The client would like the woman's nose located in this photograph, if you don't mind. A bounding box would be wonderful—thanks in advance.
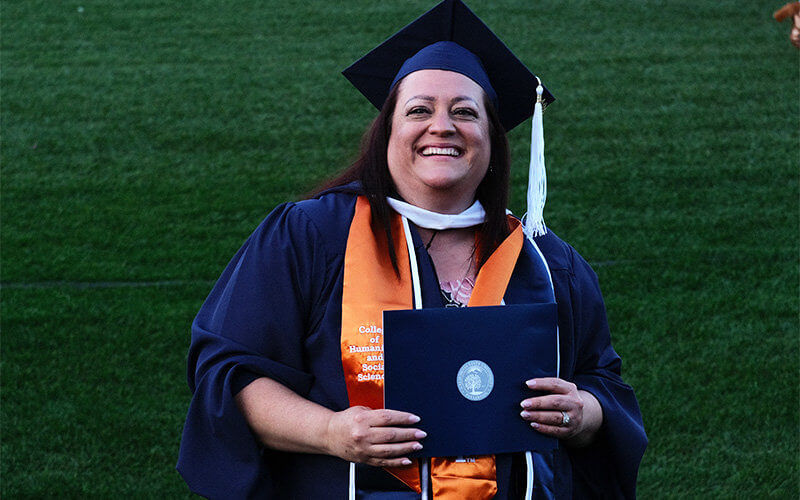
[428,110,455,135]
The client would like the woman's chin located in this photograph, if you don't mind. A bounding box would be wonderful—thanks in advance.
[399,181,479,212]
[411,179,465,195]
[410,169,470,189]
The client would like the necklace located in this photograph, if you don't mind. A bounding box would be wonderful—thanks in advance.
[432,239,476,307]
[425,230,438,250]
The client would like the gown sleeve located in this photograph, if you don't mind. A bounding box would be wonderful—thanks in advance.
[565,247,648,499]
[176,202,333,499]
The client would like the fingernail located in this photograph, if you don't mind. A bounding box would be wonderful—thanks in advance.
[408,415,421,424]
[530,422,539,429]
[401,459,412,465]
[415,430,427,439]
[412,443,423,450]
[520,402,532,410]
[520,411,530,418]
[526,380,536,387]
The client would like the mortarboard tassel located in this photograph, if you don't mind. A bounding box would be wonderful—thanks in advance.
[524,78,548,239]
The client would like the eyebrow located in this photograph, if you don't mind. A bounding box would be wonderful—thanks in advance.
[404,95,479,106]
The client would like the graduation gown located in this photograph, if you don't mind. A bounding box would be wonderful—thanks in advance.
[177,183,647,499]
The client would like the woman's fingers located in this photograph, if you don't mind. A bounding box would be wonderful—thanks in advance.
[360,408,421,427]
[525,377,575,394]
[520,407,581,439]
[359,437,423,467]
[520,394,578,412]
[365,455,417,468]
[519,409,570,427]
[520,378,585,440]
[356,408,426,443]
[526,421,574,439]
[363,441,425,467]
[371,426,427,444]
[520,377,583,413]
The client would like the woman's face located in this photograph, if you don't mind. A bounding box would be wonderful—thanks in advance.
[387,69,491,212]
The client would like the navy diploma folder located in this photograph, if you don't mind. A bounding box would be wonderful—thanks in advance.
[383,304,559,458]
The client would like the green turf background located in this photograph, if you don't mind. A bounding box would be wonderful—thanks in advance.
[2,0,798,496]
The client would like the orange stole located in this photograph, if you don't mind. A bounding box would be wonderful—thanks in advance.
[342,196,524,498]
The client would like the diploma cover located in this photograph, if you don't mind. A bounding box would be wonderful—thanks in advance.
[383,304,559,458]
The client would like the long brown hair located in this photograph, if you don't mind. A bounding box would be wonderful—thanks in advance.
[313,80,512,272]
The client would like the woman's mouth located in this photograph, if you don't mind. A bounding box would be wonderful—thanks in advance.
[420,146,462,157]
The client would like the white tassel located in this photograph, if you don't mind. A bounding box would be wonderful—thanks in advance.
[524,78,548,239]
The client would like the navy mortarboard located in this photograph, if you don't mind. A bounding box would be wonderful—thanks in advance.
[342,0,553,132]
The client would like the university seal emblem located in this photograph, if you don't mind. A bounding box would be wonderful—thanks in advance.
[456,360,494,401]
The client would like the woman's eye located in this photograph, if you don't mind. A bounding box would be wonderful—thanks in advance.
[453,108,478,118]
[407,107,430,116]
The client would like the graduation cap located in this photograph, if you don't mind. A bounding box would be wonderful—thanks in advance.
[343,0,553,237]
[342,0,554,132]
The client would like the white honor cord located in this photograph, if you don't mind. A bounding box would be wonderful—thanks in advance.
[401,216,423,310]
[401,216,430,500]
[524,451,534,500]
[522,234,557,499]
[420,460,430,500]
[348,462,356,500]
[527,234,560,376]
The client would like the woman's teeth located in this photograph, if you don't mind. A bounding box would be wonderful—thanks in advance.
[421,147,460,157]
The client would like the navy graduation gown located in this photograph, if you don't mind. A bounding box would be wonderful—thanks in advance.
[177,184,647,499]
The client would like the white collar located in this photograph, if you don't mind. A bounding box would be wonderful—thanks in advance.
[386,197,486,230]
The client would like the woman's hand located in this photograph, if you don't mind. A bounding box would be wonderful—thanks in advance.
[324,406,426,467]
[519,377,603,447]
[236,378,425,463]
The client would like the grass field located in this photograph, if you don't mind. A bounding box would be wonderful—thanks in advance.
[2,0,798,497]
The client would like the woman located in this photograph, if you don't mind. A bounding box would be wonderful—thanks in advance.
[178,1,646,498]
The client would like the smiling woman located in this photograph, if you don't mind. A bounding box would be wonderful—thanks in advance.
[177,1,646,498]
[388,70,492,214]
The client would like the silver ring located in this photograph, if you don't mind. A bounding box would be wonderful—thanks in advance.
[561,411,570,426]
